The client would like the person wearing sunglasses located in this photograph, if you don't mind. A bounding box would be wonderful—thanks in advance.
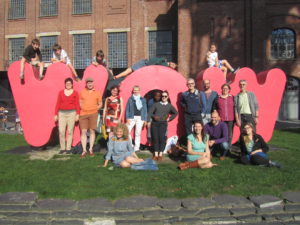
[234,80,259,131]
[147,91,178,161]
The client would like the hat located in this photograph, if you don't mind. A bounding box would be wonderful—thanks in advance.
[85,77,94,83]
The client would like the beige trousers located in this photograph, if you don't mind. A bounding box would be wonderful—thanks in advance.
[58,110,76,150]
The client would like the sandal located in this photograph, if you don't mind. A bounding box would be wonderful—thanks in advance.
[89,151,94,157]
[80,152,87,159]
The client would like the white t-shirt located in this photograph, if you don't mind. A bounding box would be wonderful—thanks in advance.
[207,51,218,67]
[53,49,71,64]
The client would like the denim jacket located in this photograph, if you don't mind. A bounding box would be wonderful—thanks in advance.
[125,96,148,121]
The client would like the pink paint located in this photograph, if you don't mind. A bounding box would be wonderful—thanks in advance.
[7,62,108,147]
[196,67,286,143]
[8,62,285,147]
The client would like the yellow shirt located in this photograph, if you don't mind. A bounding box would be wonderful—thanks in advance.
[80,88,101,116]
[239,92,251,114]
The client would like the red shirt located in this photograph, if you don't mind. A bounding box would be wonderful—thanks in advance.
[55,90,80,115]
[216,95,235,121]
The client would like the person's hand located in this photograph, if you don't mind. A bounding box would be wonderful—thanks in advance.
[208,140,215,147]
[54,115,58,122]
[75,114,79,122]
[147,122,151,128]
[92,62,98,66]
[126,120,131,125]
[143,121,147,128]
[236,119,241,127]
[255,117,259,124]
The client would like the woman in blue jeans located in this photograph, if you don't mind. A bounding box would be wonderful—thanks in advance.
[239,123,281,168]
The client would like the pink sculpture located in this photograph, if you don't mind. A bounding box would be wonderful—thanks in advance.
[7,62,108,147]
[197,67,286,143]
[7,62,286,147]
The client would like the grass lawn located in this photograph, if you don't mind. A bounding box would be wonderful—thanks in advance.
[0,129,299,200]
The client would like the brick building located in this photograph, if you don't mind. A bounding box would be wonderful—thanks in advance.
[0,0,299,120]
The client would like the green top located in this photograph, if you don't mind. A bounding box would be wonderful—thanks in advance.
[186,134,208,162]
[239,92,251,114]
[147,57,168,67]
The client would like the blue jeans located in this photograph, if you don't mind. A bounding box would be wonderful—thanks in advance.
[211,142,230,157]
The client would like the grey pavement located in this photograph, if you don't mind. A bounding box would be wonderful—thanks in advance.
[0,191,300,225]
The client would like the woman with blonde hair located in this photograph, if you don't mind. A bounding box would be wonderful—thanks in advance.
[103,123,144,168]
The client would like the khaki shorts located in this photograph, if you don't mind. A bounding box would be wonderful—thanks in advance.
[79,113,98,130]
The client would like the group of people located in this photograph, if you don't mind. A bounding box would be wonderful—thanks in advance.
[20,38,279,169]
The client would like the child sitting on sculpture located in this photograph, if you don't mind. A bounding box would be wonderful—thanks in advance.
[206,43,239,80]
[51,43,80,81]
[114,57,177,79]
[20,38,44,80]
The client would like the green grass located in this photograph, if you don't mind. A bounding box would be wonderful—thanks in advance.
[0,130,299,200]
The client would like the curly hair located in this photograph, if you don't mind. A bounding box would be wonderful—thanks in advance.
[113,123,129,139]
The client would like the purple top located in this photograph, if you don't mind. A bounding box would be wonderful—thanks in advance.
[204,121,228,144]
[216,95,234,121]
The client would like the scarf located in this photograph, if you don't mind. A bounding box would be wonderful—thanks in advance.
[133,95,143,110]
[160,101,168,105]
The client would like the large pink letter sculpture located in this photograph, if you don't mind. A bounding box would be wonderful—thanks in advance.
[197,67,286,142]
[7,62,108,147]
[8,62,286,147]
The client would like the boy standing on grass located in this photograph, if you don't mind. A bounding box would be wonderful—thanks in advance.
[51,44,80,81]
[20,39,44,80]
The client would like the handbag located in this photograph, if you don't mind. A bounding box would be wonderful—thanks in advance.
[101,124,108,140]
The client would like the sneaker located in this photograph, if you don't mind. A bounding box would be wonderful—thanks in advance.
[89,152,95,157]
[269,161,282,168]
[75,77,81,82]
[58,150,66,154]
[219,156,226,161]
[65,150,72,154]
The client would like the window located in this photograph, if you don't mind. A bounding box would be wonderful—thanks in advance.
[148,30,173,62]
[73,0,92,14]
[40,0,58,17]
[108,32,128,69]
[40,36,58,62]
[8,0,26,19]
[73,34,92,69]
[271,28,295,60]
[9,38,25,64]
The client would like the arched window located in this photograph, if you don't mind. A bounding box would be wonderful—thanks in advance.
[271,28,295,60]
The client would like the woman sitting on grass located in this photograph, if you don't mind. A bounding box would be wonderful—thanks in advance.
[103,123,144,168]
[179,121,217,170]
[239,123,281,168]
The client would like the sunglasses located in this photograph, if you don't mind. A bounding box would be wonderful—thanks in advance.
[187,83,195,85]
[162,95,168,98]
[240,83,247,86]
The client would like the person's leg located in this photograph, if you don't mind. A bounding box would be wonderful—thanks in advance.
[225,121,234,147]
[250,153,269,166]
[151,122,160,158]
[115,67,133,79]
[65,111,76,151]
[58,111,67,152]
[134,116,143,151]
[38,62,44,79]
[67,63,79,80]
[125,156,144,164]
[219,142,230,159]
[179,160,199,170]
[158,122,168,157]
[222,59,234,71]
[221,66,227,80]
[20,57,26,79]
[89,129,96,153]
[80,129,88,154]
[240,155,251,165]
[127,118,136,148]
[184,113,193,136]
[119,160,131,168]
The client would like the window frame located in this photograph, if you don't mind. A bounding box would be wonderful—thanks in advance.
[8,0,26,20]
[8,38,25,64]
[73,33,92,69]
[39,0,58,17]
[107,32,128,69]
[72,0,92,15]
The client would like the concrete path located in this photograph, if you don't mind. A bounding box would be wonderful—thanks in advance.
[0,191,300,225]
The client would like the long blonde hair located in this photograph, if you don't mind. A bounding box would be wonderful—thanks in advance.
[113,123,129,140]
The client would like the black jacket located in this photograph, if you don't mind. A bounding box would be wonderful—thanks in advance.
[239,133,269,155]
